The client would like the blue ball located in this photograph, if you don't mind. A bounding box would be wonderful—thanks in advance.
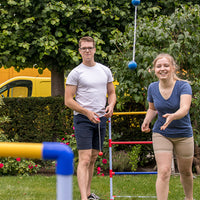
[131,0,140,6]
[128,61,137,70]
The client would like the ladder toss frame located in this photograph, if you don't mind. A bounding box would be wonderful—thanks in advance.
[109,112,157,199]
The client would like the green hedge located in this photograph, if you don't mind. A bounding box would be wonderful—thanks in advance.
[0,97,74,143]
[0,97,154,169]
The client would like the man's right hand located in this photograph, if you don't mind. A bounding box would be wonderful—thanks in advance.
[86,110,100,124]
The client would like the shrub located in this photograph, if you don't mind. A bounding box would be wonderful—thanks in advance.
[0,97,73,143]
[128,145,141,171]
[56,126,78,173]
[112,150,132,172]
[0,116,41,176]
[96,157,109,177]
[0,98,10,134]
[95,149,110,176]
[0,157,40,176]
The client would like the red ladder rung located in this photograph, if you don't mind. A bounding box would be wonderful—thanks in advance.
[111,141,152,145]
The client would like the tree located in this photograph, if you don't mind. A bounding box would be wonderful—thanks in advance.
[0,0,135,96]
[1,0,199,96]
[1,1,199,96]
[108,4,200,110]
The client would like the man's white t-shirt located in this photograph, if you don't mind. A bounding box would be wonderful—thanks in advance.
[66,62,114,117]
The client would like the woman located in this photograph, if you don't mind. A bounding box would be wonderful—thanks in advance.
[141,53,194,200]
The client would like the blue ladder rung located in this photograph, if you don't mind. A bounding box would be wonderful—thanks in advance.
[113,171,157,175]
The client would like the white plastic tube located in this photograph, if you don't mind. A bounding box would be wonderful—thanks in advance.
[57,175,73,200]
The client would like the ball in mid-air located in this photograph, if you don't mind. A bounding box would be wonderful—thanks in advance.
[131,0,140,6]
[128,61,137,70]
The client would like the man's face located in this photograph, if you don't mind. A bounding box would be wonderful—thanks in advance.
[79,41,96,62]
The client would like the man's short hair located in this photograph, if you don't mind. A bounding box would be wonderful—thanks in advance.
[79,36,96,48]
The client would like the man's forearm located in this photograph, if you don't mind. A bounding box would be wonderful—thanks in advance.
[108,93,116,108]
[65,98,88,116]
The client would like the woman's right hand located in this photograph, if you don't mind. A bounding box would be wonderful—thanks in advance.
[141,121,151,133]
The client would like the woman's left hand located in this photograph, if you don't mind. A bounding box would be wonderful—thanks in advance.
[160,113,175,130]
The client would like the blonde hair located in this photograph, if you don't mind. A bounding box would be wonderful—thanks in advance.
[79,36,96,48]
[153,53,181,81]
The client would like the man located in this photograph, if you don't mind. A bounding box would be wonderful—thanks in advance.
[65,36,116,200]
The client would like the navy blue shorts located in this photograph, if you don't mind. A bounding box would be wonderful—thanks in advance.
[73,114,107,150]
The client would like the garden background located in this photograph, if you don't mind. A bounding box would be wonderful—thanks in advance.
[0,0,200,176]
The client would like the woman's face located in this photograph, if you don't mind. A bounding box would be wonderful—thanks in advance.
[154,57,175,81]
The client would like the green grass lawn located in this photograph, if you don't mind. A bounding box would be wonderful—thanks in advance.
[0,174,199,200]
